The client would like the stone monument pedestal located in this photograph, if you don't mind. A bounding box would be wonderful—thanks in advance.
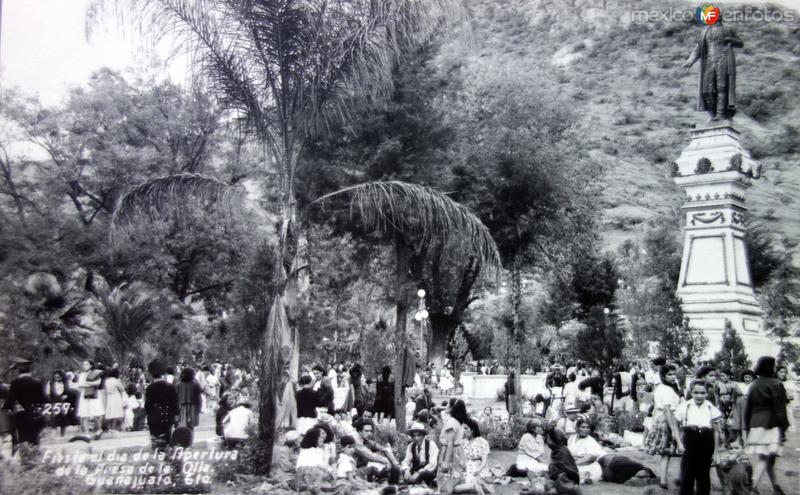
[673,122,778,360]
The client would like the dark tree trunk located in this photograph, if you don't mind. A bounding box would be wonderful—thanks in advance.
[511,258,524,415]
[393,234,414,431]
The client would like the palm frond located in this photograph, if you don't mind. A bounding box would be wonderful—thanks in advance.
[314,181,501,272]
[110,173,260,247]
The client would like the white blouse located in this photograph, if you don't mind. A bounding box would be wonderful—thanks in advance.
[653,384,681,420]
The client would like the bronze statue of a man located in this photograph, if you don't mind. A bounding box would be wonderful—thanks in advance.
[682,20,743,121]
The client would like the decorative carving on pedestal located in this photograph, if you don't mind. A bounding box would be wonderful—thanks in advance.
[690,212,725,226]
[672,123,777,359]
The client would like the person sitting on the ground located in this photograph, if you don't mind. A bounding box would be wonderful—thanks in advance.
[414,388,435,416]
[454,418,493,494]
[221,393,255,449]
[316,420,337,471]
[556,407,580,435]
[274,430,301,482]
[414,409,438,429]
[545,427,582,495]
[336,435,369,492]
[567,417,608,483]
[353,420,401,484]
[401,421,439,486]
[296,426,334,488]
[351,408,374,428]
[508,418,549,477]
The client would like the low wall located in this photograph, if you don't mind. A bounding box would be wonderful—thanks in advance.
[459,372,548,399]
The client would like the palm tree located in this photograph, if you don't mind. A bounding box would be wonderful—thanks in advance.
[314,181,500,428]
[91,282,159,371]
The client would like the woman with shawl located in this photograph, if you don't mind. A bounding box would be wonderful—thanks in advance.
[176,368,203,430]
[546,427,581,494]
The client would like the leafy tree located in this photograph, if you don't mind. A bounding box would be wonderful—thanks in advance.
[447,66,597,412]
[713,321,752,379]
[761,237,800,368]
[616,219,708,363]
[572,306,626,382]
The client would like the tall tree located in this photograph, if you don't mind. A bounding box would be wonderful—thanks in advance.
[315,181,500,429]
[448,67,597,411]
[713,321,752,379]
[90,0,465,468]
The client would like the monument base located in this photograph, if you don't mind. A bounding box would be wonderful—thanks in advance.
[672,122,778,361]
[682,310,779,360]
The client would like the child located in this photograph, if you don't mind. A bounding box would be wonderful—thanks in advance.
[674,380,723,495]
[336,435,368,492]
[124,384,142,431]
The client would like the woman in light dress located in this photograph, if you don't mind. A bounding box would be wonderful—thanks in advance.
[103,368,126,431]
[77,360,104,433]
[457,418,493,494]
[567,417,608,483]
[508,418,548,478]
[642,364,684,490]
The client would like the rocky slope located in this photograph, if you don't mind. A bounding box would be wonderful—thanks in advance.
[437,0,800,251]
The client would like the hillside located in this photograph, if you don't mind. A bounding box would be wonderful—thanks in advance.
[436,0,800,252]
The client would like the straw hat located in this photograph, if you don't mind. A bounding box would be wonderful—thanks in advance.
[406,421,428,436]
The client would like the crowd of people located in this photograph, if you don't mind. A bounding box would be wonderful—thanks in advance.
[0,353,795,495]
[0,357,257,454]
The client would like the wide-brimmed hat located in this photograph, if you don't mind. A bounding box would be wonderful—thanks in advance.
[407,421,428,436]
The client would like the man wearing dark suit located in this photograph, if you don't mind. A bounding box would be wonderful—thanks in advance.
[144,360,179,451]
[4,357,46,453]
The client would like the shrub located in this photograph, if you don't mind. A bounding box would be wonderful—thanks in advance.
[482,416,528,451]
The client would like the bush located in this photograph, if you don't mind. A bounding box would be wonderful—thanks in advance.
[482,417,528,451]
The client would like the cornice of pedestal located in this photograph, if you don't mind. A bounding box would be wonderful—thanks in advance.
[670,121,761,181]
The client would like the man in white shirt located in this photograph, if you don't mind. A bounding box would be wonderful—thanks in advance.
[401,422,439,486]
[674,380,723,495]
[222,394,255,449]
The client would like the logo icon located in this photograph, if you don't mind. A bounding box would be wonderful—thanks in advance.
[696,4,721,25]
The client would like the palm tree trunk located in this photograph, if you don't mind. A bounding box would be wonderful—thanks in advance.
[394,234,413,431]
[511,258,523,416]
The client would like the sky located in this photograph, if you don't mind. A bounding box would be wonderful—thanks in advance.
[0,0,188,106]
[1,0,797,106]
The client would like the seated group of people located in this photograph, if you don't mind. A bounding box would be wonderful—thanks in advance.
[274,400,493,494]
[508,416,657,489]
